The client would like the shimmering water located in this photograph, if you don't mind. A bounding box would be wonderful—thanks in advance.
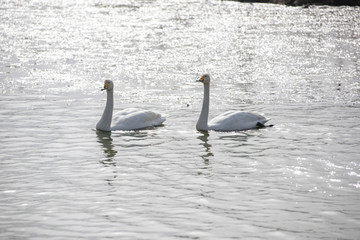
[1,0,359,239]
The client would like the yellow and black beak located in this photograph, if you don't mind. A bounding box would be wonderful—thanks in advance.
[101,82,109,91]
[196,75,205,83]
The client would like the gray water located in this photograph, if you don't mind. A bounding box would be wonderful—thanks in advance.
[1,0,359,239]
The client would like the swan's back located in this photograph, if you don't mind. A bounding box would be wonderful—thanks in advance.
[111,108,165,131]
[209,111,268,131]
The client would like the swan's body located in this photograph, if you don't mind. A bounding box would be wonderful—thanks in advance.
[196,74,269,131]
[96,80,165,131]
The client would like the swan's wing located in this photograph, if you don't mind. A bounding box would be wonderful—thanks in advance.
[111,108,165,131]
[209,111,268,131]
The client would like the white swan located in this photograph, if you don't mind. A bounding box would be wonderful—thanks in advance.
[96,80,166,131]
[196,74,269,131]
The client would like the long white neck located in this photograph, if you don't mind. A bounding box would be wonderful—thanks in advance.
[96,90,113,132]
[196,83,210,131]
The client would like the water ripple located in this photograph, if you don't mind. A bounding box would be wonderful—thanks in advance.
[1,1,360,239]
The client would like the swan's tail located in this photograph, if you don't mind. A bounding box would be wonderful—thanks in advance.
[256,120,273,128]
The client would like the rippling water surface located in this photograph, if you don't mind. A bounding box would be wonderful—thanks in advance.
[1,0,359,239]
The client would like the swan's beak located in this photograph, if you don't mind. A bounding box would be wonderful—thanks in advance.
[101,82,109,91]
[196,75,205,83]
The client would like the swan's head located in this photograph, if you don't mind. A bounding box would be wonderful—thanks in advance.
[197,74,210,84]
[101,80,114,92]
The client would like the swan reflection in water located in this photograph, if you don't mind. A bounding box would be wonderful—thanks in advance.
[197,132,214,164]
[96,130,151,165]
[96,130,117,166]
[197,131,251,164]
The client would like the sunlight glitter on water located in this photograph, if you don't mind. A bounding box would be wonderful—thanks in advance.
[1,0,360,239]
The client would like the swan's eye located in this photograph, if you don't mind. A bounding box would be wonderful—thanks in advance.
[104,82,109,89]
[200,75,205,82]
